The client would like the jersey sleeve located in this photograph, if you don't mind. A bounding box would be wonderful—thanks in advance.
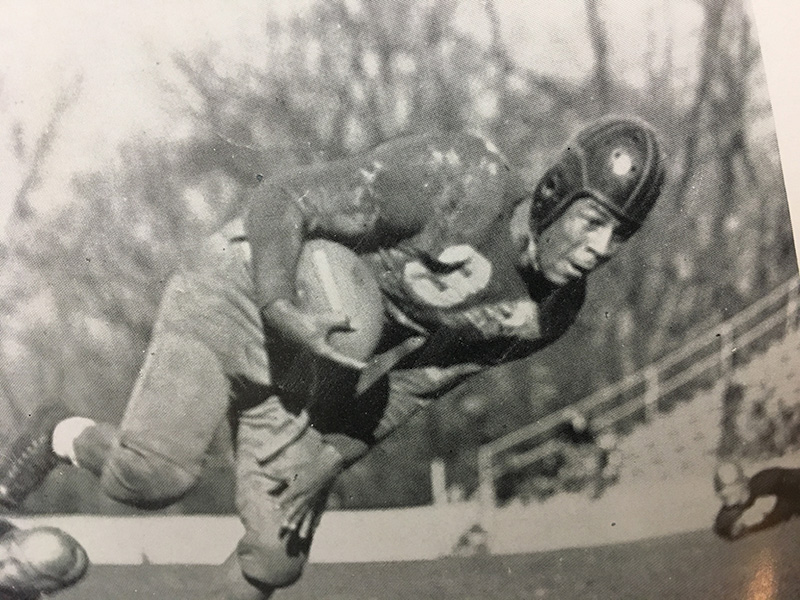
[749,468,800,498]
[245,154,387,308]
[245,132,525,309]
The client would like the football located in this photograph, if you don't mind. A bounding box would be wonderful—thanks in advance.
[295,239,384,362]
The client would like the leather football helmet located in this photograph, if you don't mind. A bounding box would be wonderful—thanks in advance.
[531,116,666,237]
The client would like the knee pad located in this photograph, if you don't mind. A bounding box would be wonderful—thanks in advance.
[100,444,198,509]
[235,533,309,589]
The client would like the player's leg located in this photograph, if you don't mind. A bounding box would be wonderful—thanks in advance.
[84,230,275,507]
[0,273,234,510]
[94,323,232,507]
[205,402,331,600]
[0,522,88,599]
[208,361,458,600]
[0,231,261,510]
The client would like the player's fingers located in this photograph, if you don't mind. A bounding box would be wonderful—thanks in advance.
[298,492,328,540]
[317,311,356,333]
[298,510,315,540]
[319,344,367,370]
[282,501,319,539]
[280,504,303,534]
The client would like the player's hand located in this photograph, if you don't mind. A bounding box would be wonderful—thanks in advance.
[278,443,344,540]
[262,298,367,370]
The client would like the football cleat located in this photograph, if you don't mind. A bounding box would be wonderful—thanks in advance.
[0,525,89,597]
[0,404,73,510]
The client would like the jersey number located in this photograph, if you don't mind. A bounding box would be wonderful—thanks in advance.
[403,245,492,307]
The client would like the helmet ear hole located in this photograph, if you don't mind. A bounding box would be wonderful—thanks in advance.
[541,177,557,199]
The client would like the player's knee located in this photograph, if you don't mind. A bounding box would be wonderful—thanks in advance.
[235,534,308,589]
[100,445,198,509]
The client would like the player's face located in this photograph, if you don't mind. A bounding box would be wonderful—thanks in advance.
[534,198,625,286]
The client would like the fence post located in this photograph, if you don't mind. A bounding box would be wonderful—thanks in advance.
[719,322,734,379]
[430,458,448,506]
[787,280,799,335]
[476,446,494,550]
[643,367,660,421]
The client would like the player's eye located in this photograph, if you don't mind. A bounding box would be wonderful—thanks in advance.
[588,216,606,228]
[579,210,608,229]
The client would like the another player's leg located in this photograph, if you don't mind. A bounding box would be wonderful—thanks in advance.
[0,404,75,510]
[0,521,88,600]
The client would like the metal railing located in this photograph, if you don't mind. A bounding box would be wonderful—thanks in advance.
[477,275,800,518]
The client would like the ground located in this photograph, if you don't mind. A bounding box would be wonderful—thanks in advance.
[57,520,800,600]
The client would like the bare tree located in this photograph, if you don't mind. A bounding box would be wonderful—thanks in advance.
[671,0,730,207]
[9,76,83,222]
[584,0,612,111]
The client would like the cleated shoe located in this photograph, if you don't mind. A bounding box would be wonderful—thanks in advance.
[0,525,89,597]
[0,403,73,510]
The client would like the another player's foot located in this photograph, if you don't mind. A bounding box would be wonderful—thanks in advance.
[0,403,73,509]
[0,525,89,598]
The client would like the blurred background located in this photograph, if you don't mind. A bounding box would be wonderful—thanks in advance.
[0,0,796,514]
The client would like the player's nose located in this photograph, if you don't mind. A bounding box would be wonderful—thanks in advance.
[586,225,619,261]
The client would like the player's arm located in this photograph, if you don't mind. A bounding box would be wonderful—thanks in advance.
[246,134,462,368]
[246,163,385,369]
[247,130,521,317]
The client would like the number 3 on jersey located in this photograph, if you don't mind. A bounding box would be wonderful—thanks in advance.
[403,244,492,307]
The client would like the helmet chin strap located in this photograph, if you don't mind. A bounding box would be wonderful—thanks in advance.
[525,236,540,274]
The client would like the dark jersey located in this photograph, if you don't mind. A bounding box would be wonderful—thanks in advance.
[714,467,800,539]
[246,132,585,368]
[0,519,15,539]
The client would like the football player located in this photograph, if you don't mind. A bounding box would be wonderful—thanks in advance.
[0,520,87,599]
[714,462,800,540]
[0,116,665,599]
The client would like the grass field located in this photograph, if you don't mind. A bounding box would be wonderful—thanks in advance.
[57,520,800,600]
